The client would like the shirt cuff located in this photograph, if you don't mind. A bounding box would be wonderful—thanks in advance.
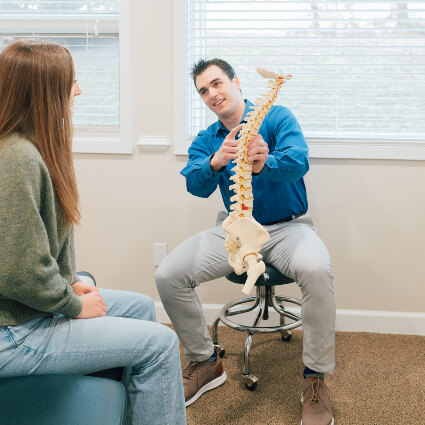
[262,155,278,174]
[253,155,277,176]
[200,155,224,180]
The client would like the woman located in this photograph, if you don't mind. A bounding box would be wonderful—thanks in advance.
[0,40,186,425]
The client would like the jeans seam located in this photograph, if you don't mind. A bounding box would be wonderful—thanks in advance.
[8,341,47,358]
[6,325,48,356]
[5,328,17,348]
[48,348,143,359]
[107,314,150,321]
[162,358,171,424]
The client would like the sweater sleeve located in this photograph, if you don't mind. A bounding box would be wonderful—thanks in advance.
[0,145,82,317]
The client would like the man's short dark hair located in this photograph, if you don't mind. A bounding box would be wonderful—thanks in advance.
[191,58,236,87]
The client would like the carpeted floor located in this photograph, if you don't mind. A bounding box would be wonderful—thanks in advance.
[181,328,425,425]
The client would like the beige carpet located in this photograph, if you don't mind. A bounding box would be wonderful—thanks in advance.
[181,328,425,425]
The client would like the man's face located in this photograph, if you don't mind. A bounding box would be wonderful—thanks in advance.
[195,65,244,121]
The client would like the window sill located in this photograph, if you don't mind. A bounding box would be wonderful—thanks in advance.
[72,135,132,154]
[174,138,425,161]
[308,138,425,161]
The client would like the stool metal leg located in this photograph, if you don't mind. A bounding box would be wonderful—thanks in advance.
[218,283,302,391]
[273,295,302,322]
[241,287,266,390]
[226,296,260,317]
[279,304,292,341]
[212,317,225,357]
[212,316,220,344]
[269,287,292,341]
[263,287,270,320]
[252,287,266,328]
[242,333,258,390]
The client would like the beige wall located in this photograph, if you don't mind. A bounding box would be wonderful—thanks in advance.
[73,0,425,314]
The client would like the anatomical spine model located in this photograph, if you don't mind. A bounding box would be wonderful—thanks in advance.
[222,68,292,295]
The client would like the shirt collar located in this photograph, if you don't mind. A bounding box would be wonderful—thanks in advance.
[215,99,255,136]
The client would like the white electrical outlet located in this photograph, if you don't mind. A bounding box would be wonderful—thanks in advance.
[153,243,168,266]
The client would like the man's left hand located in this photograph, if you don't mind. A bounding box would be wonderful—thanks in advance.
[247,135,269,174]
[72,281,99,296]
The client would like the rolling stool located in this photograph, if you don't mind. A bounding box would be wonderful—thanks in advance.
[212,264,302,390]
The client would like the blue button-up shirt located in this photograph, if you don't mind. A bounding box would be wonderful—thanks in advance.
[180,100,309,225]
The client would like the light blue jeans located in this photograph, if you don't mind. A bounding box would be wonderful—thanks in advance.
[0,288,186,425]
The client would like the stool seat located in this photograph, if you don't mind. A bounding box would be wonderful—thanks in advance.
[0,375,126,425]
[226,264,293,286]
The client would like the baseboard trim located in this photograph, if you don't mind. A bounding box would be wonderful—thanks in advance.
[154,301,425,336]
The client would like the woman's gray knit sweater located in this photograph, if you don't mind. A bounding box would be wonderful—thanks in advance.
[0,134,82,326]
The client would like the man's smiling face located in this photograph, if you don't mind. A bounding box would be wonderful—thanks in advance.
[195,65,244,122]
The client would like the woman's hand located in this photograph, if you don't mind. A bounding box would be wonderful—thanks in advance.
[76,292,108,319]
[72,280,99,296]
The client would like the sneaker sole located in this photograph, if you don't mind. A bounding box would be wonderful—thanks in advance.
[300,395,334,425]
[185,371,227,407]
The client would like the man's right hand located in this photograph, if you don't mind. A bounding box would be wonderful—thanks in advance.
[210,124,244,171]
[76,292,108,319]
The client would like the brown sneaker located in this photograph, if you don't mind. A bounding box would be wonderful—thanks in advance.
[301,377,334,425]
[183,354,227,407]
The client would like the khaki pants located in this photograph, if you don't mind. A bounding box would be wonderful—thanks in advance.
[155,212,336,375]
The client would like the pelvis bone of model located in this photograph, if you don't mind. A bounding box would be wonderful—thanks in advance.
[222,68,292,295]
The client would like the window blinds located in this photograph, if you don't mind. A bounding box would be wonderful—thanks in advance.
[0,1,120,129]
[187,0,425,141]
[0,1,118,14]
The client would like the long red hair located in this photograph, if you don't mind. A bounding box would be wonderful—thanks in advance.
[0,40,80,226]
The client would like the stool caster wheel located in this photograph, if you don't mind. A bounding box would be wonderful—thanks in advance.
[214,344,225,358]
[245,381,257,391]
[281,331,292,342]
[242,374,258,391]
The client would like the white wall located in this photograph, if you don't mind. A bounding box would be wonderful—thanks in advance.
[73,0,425,321]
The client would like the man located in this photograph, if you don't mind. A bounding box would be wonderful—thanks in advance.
[155,58,336,425]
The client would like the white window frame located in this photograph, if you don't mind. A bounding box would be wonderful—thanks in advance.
[0,1,132,155]
[174,0,425,160]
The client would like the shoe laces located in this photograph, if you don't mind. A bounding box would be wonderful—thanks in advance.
[309,377,321,404]
[183,361,199,380]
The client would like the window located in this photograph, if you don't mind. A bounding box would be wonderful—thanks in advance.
[0,0,132,154]
[175,0,425,159]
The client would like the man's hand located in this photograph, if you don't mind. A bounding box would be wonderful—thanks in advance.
[76,292,108,319]
[247,134,269,174]
[72,281,99,296]
[210,124,244,171]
